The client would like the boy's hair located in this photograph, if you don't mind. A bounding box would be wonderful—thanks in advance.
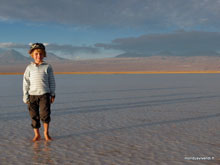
[29,43,47,57]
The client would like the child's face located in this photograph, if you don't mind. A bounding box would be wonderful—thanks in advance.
[31,49,45,64]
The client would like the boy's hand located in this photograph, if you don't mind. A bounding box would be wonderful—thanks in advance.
[50,96,55,104]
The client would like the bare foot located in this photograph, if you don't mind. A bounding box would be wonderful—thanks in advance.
[44,132,52,141]
[33,135,41,142]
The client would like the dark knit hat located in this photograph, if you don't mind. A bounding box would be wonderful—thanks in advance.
[28,43,45,54]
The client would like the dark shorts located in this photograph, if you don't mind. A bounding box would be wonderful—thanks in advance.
[28,93,51,128]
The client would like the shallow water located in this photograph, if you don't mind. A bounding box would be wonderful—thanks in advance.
[0,74,219,165]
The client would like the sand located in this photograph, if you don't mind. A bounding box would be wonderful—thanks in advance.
[1,56,220,73]
[0,74,219,165]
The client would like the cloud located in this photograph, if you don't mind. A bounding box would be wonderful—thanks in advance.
[0,42,28,49]
[46,43,99,54]
[95,31,220,56]
[1,0,220,29]
[0,42,99,56]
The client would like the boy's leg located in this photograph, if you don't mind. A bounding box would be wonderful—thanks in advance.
[43,123,52,141]
[33,128,41,141]
[28,95,41,141]
[39,93,52,140]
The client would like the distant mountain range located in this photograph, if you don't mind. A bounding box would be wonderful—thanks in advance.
[0,49,67,64]
[1,49,220,64]
[1,55,220,73]
[0,49,30,64]
[45,52,67,62]
[1,49,220,73]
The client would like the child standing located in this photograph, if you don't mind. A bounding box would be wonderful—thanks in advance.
[23,43,56,141]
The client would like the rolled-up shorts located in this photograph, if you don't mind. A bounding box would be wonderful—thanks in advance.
[28,93,51,128]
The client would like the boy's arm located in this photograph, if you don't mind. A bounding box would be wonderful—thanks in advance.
[48,65,56,98]
[23,67,30,104]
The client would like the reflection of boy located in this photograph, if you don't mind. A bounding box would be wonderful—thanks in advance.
[23,43,55,141]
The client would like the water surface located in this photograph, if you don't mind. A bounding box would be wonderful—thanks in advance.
[0,74,219,164]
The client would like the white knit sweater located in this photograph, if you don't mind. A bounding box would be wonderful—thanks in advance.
[23,62,56,103]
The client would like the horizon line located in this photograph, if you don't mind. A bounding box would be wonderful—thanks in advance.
[1,71,220,75]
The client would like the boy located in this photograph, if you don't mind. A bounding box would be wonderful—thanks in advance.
[23,43,56,141]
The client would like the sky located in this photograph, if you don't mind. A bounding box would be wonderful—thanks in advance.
[1,0,220,59]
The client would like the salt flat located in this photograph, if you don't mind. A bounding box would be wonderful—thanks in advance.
[0,74,219,165]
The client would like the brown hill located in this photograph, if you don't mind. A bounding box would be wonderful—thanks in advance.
[1,56,220,73]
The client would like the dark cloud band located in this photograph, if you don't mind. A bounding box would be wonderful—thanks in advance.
[95,31,220,56]
[1,0,220,29]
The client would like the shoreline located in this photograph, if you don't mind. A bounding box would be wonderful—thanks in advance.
[1,71,220,75]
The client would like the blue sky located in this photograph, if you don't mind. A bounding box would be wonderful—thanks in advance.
[1,0,220,59]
